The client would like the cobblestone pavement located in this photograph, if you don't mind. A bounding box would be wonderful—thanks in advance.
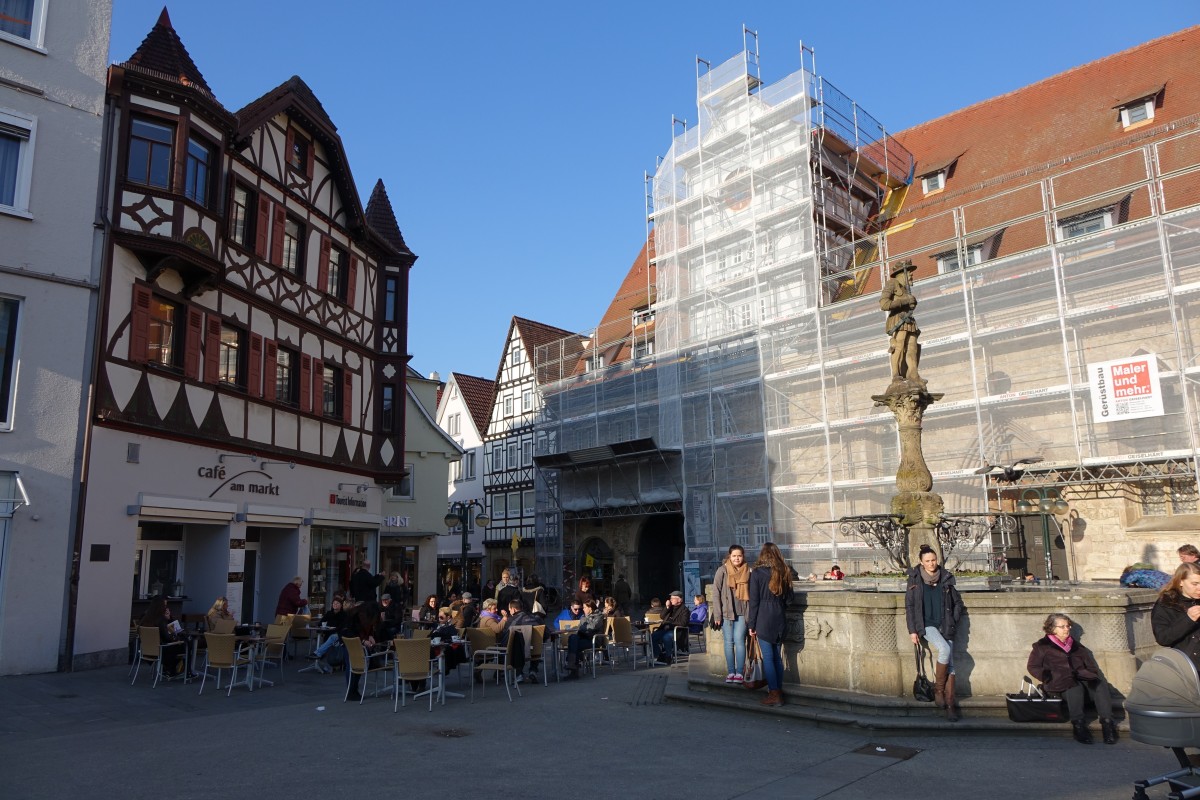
[0,660,1182,799]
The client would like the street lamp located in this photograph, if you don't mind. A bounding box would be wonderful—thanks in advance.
[444,500,490,593]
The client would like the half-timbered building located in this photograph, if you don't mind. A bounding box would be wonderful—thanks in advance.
[72,11,414,667]
[482,317,578,584]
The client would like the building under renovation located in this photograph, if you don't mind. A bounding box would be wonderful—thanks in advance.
[533,27,1200,596]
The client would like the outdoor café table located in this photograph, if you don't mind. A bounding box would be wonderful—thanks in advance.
[297,625,335,675]
[179,630,204,683]
[233,635,271,689]
[419,637,469,703]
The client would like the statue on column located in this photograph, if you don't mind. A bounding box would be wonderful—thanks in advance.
[880,260,925,389]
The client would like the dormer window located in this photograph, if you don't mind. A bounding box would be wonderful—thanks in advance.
[1120,99,1154,128]
[1115,86,1163,130]
[921,171,945,194]
[1059,207,1113,240]
[936,244,983,273]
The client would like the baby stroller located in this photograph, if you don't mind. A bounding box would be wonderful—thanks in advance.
[1129,648,1200,799]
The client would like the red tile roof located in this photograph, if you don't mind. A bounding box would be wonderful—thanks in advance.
[580,238,654,372]
[450,373,496,436]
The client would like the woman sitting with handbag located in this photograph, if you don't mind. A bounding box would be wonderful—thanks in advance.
[1027,613,1117,745]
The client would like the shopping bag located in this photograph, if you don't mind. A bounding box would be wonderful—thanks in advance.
[743,635,765,687]
[1005,675,1067,723]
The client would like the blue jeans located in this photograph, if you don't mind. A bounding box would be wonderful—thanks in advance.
[923,626,954,673]
[652,628,678,661]
[722,616,747,674]
[760,639,783,691]
[314,633,340,657]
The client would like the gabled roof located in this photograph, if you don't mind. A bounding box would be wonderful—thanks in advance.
[125,8,211,94]
[450,373,496,437]
[494,316,581,389]
[235,77,415,263]
[580,237,654,373]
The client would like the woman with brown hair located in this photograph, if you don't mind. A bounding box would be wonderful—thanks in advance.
[1152,561,1200,670]
[746,542,795,707]
[712,544,750,684]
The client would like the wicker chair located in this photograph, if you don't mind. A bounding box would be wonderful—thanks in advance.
[131,626,186,688]
[342,637,393,704]
[198,632,254,696]
[392,637,440,712]
[472,632,522,702]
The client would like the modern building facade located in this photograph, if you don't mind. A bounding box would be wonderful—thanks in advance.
[434,371,494,591]
[534,27,1200,590]
[71,11,414,668]
[0,0,111,674]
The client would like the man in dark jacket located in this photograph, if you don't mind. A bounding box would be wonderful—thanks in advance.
[614,575,633,616]
[652,591,691,664]
[350,560,384,603]
[274,577,308,617]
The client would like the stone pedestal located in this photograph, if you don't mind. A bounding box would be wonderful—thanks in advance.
[872,383,945,562]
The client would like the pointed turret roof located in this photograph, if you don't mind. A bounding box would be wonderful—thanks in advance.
[365,180,413,256]
[125,7,212,94]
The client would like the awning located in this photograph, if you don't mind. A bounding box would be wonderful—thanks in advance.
[238,504,306,526]
[307,508,379,529]
[127,494,237,523]
[0,472,30,515]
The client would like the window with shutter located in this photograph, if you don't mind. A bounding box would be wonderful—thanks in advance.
[342,370,353,424]
[263,341,277,402]
[299,354,312,413]
[203,317,222,383]
[346,256,358,306]
[316,236,330,294]
[247,334,263,397]
[255,195,271,257]
[129,285,152,363]
[184,307,202,378]
[312,358,324,415]
[270,204,286,265]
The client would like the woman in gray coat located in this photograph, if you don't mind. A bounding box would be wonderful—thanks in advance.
[711,544,750,684]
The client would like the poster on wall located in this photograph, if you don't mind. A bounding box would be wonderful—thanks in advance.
[1088,355,1164,423]
[689,489,711,544]
[681,560,701,605]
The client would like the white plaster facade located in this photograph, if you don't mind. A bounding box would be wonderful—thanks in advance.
[435,373,487,568]
[0,0,111,674]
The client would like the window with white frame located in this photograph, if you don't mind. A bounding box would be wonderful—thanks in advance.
[463,450,476,480]
[0,0,48,49]
[1058,207,1114,240]
[522,390,533,412]
[522,439,532,466]
[511,342,522,367]
[503,396,513,416]
[491,493,506,519]
[507,491,520,518]
[936,244,983,273]
[0,109,36,214]
[522,489,535,515]
[450,456,462,483]
[1120,99,1155,128]
[491,445,503,471]
[393,464,414,500]
[507,442,518,469]
[0,296,19,429]
[447,412,461,436]
[921,171,945,194]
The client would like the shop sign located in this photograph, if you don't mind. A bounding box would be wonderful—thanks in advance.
[383,515,410,527]
[329,493,369,509]
[1088,355,1164,423]
[199,463,281,498]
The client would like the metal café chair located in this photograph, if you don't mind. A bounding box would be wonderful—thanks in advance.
[392,637,440,712]
[198,632,255,696]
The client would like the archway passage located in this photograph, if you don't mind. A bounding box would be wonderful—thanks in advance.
[578,536,614,599]
[636,513,685,607]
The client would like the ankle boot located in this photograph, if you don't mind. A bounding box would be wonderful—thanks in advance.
[1072,719,1093,744]
[944,673,960,722]
[760,689,783,707]
[933,662,949,709]
[1100,718,1117,745]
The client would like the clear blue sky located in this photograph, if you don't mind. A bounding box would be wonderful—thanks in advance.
[110,2,1199,381]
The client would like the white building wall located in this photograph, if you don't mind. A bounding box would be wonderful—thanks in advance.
[436,375,486,562]
[0,0,111,674]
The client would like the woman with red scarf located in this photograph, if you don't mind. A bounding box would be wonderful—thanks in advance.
[1027,613,1117,745]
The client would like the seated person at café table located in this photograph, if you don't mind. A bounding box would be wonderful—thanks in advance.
[139,596,187,678]
[496,599,540,680]
[555,600,583,630]
[308,594,347,673]
[429,608,467,672]
[341,601,384,701]
[603,596,620,618]
[418,594,439,625]
[564,599,607,680]
[274,577,308,618]
[477,598,505,636]
[652,591,691,664]
[453,592,479,629]
[206,596,234,631]
[378,593,403,641]
[643,597,664,621]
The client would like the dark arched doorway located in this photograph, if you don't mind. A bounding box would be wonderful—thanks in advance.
[636,513,685,605]
[578,537,614,599]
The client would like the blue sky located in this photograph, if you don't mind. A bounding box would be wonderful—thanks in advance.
[110,2,1199,381]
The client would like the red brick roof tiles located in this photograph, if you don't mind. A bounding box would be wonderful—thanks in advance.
[450,373,496,436]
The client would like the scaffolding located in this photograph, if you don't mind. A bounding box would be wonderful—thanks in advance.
[535,36,1200,580]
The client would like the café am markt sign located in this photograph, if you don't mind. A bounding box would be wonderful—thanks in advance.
[1088,354,1164,424]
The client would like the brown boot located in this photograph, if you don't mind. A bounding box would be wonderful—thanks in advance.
[944,673,960,722]
[933,662,949,709]
[760,690,783,707]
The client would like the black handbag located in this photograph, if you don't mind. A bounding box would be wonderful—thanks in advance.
[912,643,935,703]
[1005,675,1067,723]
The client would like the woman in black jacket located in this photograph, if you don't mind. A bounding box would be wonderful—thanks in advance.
[1027,613,1116,744]
[905,544,965,721]
[746,542,795,707]
[1153,562,1200,668]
